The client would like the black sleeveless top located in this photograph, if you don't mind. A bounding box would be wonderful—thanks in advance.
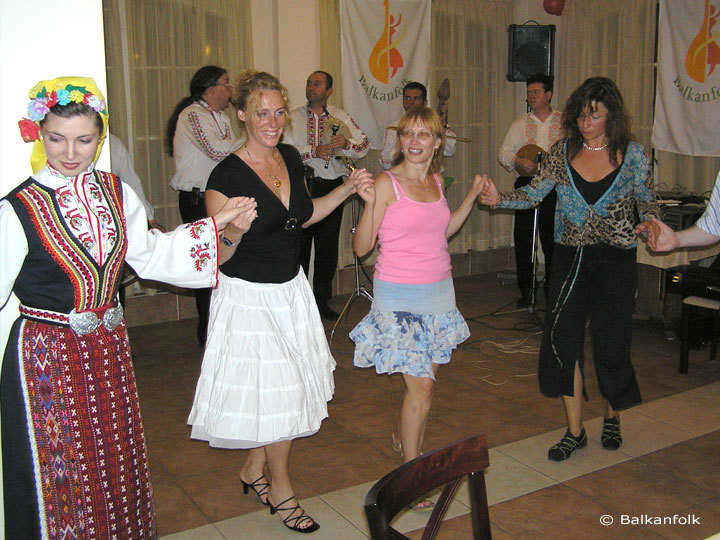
[208,144,314,283]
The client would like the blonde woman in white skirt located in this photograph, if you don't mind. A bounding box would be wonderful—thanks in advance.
[187,70,372,534]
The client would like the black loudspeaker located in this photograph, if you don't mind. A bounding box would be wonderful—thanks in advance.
[507,24,555,82]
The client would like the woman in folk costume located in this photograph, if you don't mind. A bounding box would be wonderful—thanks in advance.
[0,76,257,539]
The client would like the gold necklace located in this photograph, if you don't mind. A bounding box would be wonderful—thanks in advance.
[245,147,282,188]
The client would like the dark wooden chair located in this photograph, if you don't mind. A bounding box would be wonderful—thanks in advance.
[364,433,491,540]
[679,295,720,373]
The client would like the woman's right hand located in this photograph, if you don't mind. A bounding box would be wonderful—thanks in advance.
[214,196,257,230]
[356,176,376,205]
[478,177,500,206]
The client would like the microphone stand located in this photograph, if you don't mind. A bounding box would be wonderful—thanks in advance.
[330,157,373,343]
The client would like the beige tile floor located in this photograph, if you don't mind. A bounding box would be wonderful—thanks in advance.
[126,273,720,539]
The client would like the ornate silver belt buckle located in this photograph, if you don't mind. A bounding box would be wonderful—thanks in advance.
[68,309,102,335]
[103,305,123,331]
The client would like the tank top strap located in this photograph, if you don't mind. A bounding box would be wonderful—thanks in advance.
[385,171,405,201]
[432,173,444,192]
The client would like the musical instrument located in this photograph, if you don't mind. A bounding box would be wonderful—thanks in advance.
[322,115,352,168]
[437,78,450,121]
[385,126,470,143]
[335,155,357,173]
[667,264,720,301]
[515,143,545,175]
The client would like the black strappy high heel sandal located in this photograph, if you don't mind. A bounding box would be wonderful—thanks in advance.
[241,475,270,506]
[268,495,320,534]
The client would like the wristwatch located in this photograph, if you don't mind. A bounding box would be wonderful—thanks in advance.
[220,231,241,247]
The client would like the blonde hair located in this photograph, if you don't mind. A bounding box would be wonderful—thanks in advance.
[232,70,292,132]
[392,107,445,174]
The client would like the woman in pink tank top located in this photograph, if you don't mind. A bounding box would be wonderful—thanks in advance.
[350,107,487,511]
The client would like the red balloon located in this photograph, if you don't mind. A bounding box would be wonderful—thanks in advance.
[543,0,565,16]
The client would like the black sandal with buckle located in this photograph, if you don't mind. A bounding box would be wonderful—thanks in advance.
[269,495,320,534]
[241,474,270,506]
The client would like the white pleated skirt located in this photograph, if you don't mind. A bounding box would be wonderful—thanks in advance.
[188,269,336,448]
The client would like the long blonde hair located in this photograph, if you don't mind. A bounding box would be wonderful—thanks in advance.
[391,107,445,174]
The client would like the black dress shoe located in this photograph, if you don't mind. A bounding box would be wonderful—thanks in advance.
[317,304,339,321]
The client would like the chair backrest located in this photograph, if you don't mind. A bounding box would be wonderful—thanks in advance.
[364,433,491,540]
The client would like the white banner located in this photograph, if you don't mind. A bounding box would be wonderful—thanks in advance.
[340,0,431,149]
[652,0,720,156]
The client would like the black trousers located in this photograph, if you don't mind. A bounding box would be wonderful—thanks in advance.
[539,244,641,410]
[300,177,344,306]
[513,176,556,299]
[178,189,211,344]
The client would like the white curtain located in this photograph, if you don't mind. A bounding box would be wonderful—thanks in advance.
[103,0,253,228]
[558,0,720,196]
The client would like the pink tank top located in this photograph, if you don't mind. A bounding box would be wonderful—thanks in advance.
[374,172,452,284]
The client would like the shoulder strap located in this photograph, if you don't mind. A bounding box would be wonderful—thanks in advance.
[385,171,404,200]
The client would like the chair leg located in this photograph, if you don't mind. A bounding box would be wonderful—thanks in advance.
[679,302,690,374]
[710,311,719,361]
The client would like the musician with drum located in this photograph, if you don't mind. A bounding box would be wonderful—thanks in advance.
[499,73,562,307]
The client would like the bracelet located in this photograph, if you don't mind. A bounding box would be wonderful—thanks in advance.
[220,231,242,247]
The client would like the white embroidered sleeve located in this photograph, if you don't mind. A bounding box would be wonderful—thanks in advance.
[123,185,219,288]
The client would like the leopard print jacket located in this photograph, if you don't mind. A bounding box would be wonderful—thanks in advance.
[497,140,659,248]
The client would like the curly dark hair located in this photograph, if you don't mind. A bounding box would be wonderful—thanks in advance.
[562,77,632,167]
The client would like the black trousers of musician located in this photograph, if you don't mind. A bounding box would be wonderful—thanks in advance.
[300,176,344,309]
[513,175,557,300]
[539,243,641,411]
[178,189,211,346]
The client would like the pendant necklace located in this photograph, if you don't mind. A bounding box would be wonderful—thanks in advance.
[245,147,282,188]
[582,141,608,152]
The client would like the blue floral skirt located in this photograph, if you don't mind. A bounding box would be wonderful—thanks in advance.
[350,277,470,379]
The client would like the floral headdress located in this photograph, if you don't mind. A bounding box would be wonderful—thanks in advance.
[18,76,109,173]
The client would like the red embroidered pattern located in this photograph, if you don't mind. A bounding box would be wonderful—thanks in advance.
[187,109,232,161]
[21,320,156,539]
[16,173,127,310]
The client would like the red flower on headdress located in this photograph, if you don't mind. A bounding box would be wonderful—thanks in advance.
[18,118,41,142]
[45,91,59,108]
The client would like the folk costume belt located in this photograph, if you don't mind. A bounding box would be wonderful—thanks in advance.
[19,303,123,335]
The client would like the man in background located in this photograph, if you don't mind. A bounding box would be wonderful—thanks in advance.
[498,73,562,308]
[284,70,370,320]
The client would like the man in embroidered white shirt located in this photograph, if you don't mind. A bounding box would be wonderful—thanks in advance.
[283,71,370,320]
[498,73,562,308]
[379,82,457,170]
[165,66,242,345]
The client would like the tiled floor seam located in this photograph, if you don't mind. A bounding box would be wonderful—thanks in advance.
[160,383,718,539]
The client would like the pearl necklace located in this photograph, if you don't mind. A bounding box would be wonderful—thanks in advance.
[245,147,282,188]
[582,141,608,152]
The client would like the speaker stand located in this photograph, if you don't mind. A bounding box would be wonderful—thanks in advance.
[330,196,373,343]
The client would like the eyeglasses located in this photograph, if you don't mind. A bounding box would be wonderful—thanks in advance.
[214,81,231,88]
[284,217,298,231]
[399,129,434,141]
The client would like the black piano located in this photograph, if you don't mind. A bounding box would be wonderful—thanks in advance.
[666,263,720,301]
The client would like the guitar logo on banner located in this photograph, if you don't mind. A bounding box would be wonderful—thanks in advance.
[653,0,720,156]
[341,0,431,149]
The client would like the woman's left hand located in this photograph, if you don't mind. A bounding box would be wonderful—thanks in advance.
[343,168,373,194]
[214,196,257,230]
[468,174,489,198]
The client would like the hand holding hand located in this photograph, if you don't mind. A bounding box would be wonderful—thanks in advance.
[478,177,500,206]
[635,217,678,252]
[468,174,488,198]
[344,167,373,194]
[356,177,376,205]
[215,196,257,230]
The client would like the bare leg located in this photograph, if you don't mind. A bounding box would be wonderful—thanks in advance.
[605,402,617,420]
[240,447,269,503]
[398,364,439,463]
[265,440,316,530]
[561,361,584,436]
